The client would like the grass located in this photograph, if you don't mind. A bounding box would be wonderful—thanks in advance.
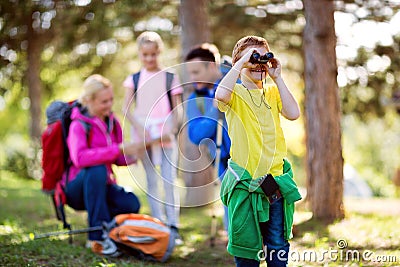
[1,168,400,267]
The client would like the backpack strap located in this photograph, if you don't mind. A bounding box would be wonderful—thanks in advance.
[194,91,205,115]
[132,71,141,97]
[132,71,176,111]
[105,116,118,141]
[80,120,92,147]
[166,72,174,110]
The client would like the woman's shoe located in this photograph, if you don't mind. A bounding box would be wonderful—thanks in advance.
[90,238,122,257]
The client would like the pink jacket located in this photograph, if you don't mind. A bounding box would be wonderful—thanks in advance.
[62,107,135,186]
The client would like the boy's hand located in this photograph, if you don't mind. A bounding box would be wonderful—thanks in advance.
[267,58,282,81]
[235,49,257,69]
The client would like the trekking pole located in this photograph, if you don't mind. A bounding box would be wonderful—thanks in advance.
[210,113,224,247]
[30,225,102,240]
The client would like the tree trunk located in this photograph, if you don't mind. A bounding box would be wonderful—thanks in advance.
[179,0,214,206]
[27,10,43,142]
[303,0,344,222]
[180,0,211,59]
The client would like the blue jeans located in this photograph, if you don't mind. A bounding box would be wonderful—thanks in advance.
[234,198,289,267]
[66,165,140,241]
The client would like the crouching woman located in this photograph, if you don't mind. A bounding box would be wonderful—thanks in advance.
[63,74,141,256]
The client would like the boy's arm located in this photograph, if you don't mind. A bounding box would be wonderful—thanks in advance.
[215,67,239,104]
[215,49,254,104]
[268,58,300,120]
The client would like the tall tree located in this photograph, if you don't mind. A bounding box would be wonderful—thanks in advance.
[26,6,48,141]
[0,1,55,140]
[180,0,211,58]
[303,0,344,221]
[0,1,115,140]
[179,0,214,206]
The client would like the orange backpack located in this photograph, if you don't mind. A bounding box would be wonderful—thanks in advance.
[108,214,175,262]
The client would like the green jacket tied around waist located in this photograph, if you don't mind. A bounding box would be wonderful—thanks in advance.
[220,158,302,260]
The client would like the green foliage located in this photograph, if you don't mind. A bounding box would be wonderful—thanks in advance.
[1,0,398,136]
[209,1,303,62]
[340,45,400,120]
[342,114,399,197]
[1,138,42,180]
[0,0,182,141]
[3,150,34,180]
[338,4,400,120]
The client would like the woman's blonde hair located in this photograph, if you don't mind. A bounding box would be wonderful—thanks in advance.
[136,31,164,51]
[232,36,270,65]
[79,74,112,105]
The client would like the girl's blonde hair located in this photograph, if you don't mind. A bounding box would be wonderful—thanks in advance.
[232,36,270,65]
[136,31,164,51]
[79,74,112,105]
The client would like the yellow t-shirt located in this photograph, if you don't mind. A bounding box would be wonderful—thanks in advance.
[218,84,286,178]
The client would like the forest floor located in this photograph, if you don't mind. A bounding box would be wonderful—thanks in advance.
[1,169,399,267]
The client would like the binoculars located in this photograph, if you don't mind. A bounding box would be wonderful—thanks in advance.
[249,52,274,64]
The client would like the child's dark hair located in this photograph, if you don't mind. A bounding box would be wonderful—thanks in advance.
[185,43,220,63]
[232,36,270,65]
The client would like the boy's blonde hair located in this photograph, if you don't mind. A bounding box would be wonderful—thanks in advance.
[136,31,164,51]
[232,36,270,65]
[80,74,112,105]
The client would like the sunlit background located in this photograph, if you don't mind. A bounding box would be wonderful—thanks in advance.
[1,1,400,266]
[1,0,400,198]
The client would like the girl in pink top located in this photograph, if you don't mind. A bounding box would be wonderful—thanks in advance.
[122,31,183,243]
